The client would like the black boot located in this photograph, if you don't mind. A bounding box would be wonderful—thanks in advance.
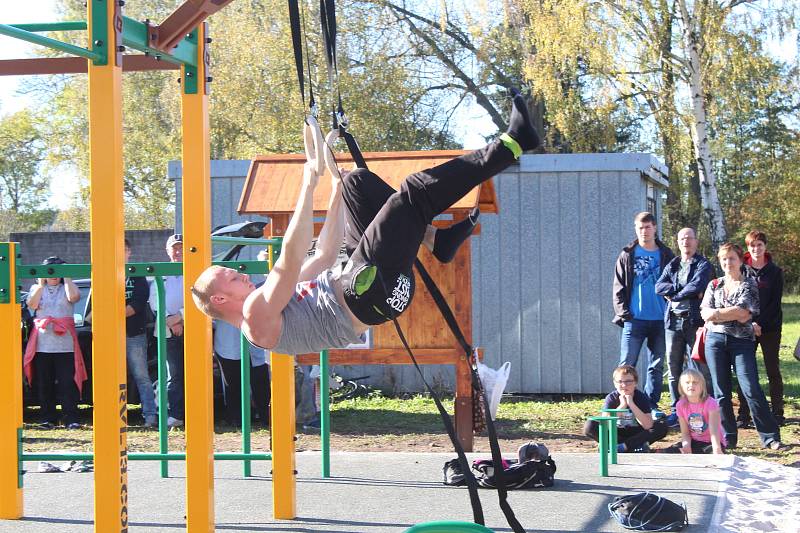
[506,87,541,151]
[433,208,480,263]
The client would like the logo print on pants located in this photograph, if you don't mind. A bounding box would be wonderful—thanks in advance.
[386,274,411,313]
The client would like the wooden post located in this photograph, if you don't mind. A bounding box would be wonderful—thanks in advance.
[271,353,297,519]
[87,2,128,531]
[0,243,23,518]
[180,22,215,533]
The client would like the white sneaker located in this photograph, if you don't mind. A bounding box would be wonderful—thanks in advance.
[167,416,184,428]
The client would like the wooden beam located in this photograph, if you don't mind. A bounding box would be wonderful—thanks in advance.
[153,0,235,51]
[0,56,179,76]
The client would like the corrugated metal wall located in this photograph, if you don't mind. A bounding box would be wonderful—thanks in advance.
[473,154,667,394]
[170,154,668,395]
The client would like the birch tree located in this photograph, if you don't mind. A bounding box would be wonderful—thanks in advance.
[677,0,727,247]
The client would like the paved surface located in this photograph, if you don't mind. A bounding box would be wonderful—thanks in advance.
[0,451,755,532]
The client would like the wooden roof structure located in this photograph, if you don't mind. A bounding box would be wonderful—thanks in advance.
[237,150,499,231]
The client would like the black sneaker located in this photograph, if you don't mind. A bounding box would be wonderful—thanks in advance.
[736,418,752,429]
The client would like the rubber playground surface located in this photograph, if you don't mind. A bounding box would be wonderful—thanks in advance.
[2,451,797,532]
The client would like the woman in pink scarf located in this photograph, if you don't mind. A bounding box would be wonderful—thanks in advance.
[23,256,87,429]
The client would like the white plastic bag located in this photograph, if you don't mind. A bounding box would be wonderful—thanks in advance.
[477,360,511,420]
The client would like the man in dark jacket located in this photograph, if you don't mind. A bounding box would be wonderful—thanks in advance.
[737,230,785,427]
[612,212,675,413]
[655,227,713,427]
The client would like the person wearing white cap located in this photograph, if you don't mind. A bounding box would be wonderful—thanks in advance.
[149,233,185,428]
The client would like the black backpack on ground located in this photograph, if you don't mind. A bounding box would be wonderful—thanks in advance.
[471,456,557,489]
[608,492,688,531]
[443,445,557,490]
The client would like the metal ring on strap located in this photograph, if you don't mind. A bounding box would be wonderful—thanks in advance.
[304,115,325,176]
[323,128,340,179]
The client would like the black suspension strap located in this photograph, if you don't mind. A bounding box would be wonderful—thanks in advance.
[318,0,368,169]
[338,187,484,525]
[414,259,525,533]
[287,0,316,112]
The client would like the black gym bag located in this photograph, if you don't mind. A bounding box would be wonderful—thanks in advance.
[608,492,688,531]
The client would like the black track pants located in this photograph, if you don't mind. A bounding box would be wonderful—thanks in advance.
[340,140,514,324]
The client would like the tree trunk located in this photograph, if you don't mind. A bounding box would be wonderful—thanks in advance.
[677,0,727,249]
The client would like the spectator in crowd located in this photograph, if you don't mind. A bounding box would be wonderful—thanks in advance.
[150,234,185,429]
[663,369,725,454]
[655,227,713,428]
[86,239,157,427]
[612,211,675,416]
[700,243,782,450]
[213,319,270,427]
[584,365,668,453]
[737,230,785,428]
[123,239,157,427]
[23,256,87,429]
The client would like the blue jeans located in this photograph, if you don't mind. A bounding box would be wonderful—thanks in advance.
[704,331,780,447]
[665,317,712,409]
[619,319,665,409]
[127,334,156,418]
[166,336,185,420]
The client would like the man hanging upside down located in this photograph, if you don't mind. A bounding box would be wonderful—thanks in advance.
[191,90,540,354]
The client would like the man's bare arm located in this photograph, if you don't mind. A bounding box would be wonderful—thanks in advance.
[243,163,319,345]
[298,172,344,281]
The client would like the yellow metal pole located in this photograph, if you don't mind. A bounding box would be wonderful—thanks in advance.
[181,22,214,533]
[87,2,128,532]
[271,352,296,519]
[0,243,23,518]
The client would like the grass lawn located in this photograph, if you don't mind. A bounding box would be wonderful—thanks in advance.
[22,299,800,467]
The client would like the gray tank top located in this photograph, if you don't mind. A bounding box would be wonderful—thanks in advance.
[33,283,75,353]
[272,270,364,355]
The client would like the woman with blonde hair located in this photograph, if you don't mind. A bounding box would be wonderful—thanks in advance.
[700,243,782,450]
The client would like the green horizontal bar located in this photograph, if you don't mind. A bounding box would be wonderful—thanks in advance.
[17,260,271,281]
[23,453,93,462]
[211,236,283,247]
[10,22,87,32]
[22,452,272,462]
[121,16,197,67]
[18,263,92,279]
[0,23,101,61]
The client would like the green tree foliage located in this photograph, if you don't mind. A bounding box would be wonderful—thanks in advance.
[516,0,800,279]
[32,0,458,232]
[0,109,53,239]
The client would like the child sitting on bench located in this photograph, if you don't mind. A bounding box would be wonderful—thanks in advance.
[584,365,668,453]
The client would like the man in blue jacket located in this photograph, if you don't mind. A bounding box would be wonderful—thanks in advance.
[655,227,713,427]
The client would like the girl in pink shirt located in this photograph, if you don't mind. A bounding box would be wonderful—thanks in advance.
[666,369,725,454]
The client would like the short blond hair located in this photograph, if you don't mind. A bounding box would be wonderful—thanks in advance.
[191,265,225,319]
[678,369,708,401]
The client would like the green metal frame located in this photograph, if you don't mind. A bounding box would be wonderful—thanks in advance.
[15,260,270,296]
[8,240,284,484]
[89,0,110,66]
[1,15,200,68]
[0,243,12,304]
[22,452,271,462]
[0,23,102,62]
[183,29,199,94]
